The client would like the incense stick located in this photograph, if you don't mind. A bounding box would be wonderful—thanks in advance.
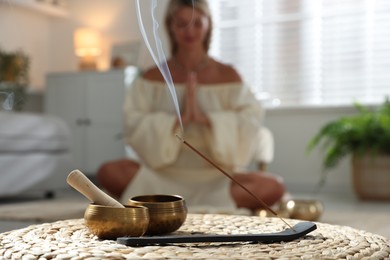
[176,134,294,231]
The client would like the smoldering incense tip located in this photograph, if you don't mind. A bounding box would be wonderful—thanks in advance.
[175,134,185,143]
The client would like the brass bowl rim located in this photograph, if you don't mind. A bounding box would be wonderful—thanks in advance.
[283,199,324,206]
[129,194,185,203]
[130,194,184,203]
[87,203,148,209]
[128,194,187,212]
[287,198,323,202]
[86,203,150,214]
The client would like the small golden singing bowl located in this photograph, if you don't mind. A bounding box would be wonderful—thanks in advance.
[84,204,149,239]
[128,194,187,235]
[281,199,324,221]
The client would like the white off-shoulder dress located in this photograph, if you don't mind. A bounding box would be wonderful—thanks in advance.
[120,77,264,211]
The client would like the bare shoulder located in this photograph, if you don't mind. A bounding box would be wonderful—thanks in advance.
[142,66,164,81]
[213,60,242,83]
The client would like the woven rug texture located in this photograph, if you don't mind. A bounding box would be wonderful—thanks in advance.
[0,198,389,239]
[0,214,389,259]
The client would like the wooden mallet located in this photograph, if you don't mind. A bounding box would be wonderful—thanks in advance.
[67,169,124,208]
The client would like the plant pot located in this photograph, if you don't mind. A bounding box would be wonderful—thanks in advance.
[352,154,390,200]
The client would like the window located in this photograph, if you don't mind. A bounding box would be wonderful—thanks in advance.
[209,0,390,107]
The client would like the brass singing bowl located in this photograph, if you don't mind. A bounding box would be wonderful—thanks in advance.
[128,194,187,235]
[84,204,149,239]
[280,199,324,221]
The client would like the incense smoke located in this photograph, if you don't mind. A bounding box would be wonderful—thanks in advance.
[135,0,184,134]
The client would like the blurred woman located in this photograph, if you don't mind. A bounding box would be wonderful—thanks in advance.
[97,0,285,212]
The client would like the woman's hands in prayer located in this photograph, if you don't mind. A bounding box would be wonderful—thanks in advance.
[181,72,210,127]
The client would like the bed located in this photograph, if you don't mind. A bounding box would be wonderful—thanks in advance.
[0,111,74,198]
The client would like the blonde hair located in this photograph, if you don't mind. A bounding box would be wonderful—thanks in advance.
[165,0,212,55]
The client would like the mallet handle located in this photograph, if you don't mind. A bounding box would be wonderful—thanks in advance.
[67,169,124,208]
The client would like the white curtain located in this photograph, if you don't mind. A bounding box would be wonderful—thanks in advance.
[209,0,390,107]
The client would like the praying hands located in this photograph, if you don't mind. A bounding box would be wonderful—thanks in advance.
[181,72,210,127]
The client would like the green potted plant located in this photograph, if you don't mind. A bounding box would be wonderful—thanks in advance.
[0,48,30,111]
[307,97,390,200]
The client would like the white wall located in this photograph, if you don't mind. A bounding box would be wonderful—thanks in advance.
[265,106,359,198]
[0,0,169,90]
[48,0,145,73]
[0,2,51,91]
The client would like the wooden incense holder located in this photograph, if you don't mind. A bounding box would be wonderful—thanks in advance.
[67,169,124,208]
[117,221,317,246]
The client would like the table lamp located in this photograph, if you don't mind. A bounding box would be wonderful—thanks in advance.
[74,27,102,70]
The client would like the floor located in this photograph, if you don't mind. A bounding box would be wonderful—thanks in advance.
[0,188,389,239]
[293,193,390,239]
[0,187,81,233]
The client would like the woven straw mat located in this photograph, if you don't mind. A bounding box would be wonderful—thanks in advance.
[0,214,389,259]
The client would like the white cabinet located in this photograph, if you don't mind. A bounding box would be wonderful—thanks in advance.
[45,69,138,174]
